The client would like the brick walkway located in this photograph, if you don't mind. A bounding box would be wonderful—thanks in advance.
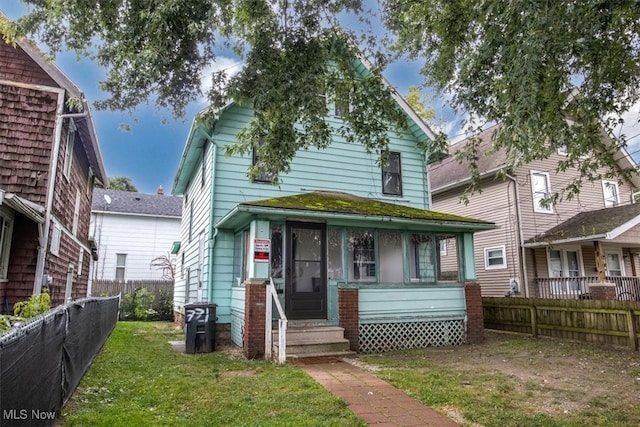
[294,357,460,427]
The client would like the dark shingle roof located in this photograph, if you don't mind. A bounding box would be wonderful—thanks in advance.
[526,203,640,244]
[429,125,506,192]
[92,188,182,217]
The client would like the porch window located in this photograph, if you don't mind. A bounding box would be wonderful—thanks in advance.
[605,250,623,276]
[437,234,459,281]
[484,246,506,270]
[252,139,277,183]
[0,213,13,280]
[328,228,344,280]
[115,254,127,281]
[548,248,582,293]
[531,171,553,213]
[379,231,403,282]
[602,180,620,208]
[270,225,283,278]
[382,152,402,196]
[348,230,376,282]
[409,234,436,282]
[233,230,251,286]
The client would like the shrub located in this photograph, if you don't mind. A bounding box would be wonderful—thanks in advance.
[13,293,51,318]
[120,288,159,321]
[153,290,173,321]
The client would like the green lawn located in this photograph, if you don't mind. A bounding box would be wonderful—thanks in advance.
[60,322,364,426]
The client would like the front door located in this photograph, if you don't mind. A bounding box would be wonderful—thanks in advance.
[285,222,326,319]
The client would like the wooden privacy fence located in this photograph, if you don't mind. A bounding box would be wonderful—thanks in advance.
[92,280,174,298]
[483,297,640,350]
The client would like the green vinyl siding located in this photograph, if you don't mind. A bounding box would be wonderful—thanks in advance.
[358,285,466,323]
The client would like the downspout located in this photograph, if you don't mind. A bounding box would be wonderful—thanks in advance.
[506,173,529,297]
[204,133,218,303]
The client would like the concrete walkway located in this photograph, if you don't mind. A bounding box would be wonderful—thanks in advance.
[294,357,460,427]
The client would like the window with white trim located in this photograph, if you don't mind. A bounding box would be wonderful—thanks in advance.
[547,247,583,294]
[531,171,553,213]
[72,189,81,236]
[50,224,61,256]
[605,249,624,276]
[63,119,76,179]
[484,245,506,270]
[602,180,620,208]
[348,230,376,282]
[0,213,14,280]
[65,263,74,302]
[115,253,127,281]
[252,139,277,183]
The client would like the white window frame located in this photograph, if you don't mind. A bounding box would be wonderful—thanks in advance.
[115,253,127,281]
[65,263,75,302]
[602,180,620,208]
[0,212,14,281]
[531,170,553,213]
[50,223,61,256]
[72,189,81,235]
[604,248,625,276]
[546,246,585,294]
[63,119,76,179]
[484,245,507,270]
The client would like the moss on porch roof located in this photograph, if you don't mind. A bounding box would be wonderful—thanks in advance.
[242,191,491,224]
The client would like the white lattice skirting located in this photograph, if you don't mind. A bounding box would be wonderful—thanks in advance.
[359,319,465,353]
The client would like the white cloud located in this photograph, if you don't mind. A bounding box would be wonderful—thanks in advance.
[198,56,244,103]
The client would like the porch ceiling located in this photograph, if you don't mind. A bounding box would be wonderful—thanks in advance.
[524,203,640,247]
[215,191,495,232]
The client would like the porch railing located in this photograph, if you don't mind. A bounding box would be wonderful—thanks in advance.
[265,278,287,364]
[534,276,640,300]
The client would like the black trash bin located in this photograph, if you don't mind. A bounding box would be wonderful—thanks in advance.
[184,302,217,354]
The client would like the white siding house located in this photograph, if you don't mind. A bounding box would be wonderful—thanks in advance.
[90,188,182,287]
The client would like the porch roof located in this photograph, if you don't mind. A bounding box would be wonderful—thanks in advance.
[524,203,640,247]
[215,191,495,231]
[0,189,45,224]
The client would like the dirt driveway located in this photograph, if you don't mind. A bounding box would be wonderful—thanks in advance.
[357,331,640,426]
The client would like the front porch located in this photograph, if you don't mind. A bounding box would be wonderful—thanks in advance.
[533,276,640,300]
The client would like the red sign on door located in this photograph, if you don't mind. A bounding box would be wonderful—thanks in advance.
[254,239,270,263]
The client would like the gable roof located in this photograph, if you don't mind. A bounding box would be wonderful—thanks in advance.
[1,28,107,184]
[216,190,494,231]
[524,203,640,247]
[172,57,440,195]
[429,124,640,194]
[92,188,182,217]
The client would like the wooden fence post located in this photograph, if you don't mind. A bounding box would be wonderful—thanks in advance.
[530,305,538,337]
[626,309,638,351]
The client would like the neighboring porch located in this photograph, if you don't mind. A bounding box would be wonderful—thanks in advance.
[525,203,640,302]
[220,191,493,359]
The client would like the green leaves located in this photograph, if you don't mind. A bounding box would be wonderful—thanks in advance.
[386,0,640,200]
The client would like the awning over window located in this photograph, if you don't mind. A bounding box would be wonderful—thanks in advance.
[170,241,181,254]
[0,189,45,224]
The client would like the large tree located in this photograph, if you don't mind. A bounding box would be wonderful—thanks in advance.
[107,176,138,192]
[385,0,640,201]
[3,1,639,199]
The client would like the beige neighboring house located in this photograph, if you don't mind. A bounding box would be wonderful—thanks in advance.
[430,125,640,300]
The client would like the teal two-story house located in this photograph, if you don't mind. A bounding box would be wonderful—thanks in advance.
[171,60,493,357]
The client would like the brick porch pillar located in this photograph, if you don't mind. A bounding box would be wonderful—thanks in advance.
[464,281,484,344]
[243,279,267,359]
[338,288,359,352]
[588,282,617,300]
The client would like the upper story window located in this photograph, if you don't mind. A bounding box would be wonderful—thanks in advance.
[602,180,620,208]
[252,139,277,183]
[50,223,61,256]
[72,189,81,236]
[63,119,76,179]
[530,171,553,213]
[200,150,206,189]
[334,83,350,118]
[382,152,402,196]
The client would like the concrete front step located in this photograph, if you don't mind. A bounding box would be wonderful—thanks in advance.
[273,325,352,358]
